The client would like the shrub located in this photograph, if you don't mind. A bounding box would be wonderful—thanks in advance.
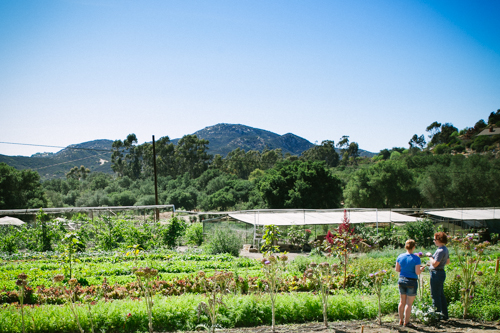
[0,226,22,254]
[405,218,435,247]
[185,223,204,246]
[162,217,187,248]
[205,226,243,257]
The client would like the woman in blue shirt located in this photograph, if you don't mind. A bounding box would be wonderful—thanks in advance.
[395,239,422,328]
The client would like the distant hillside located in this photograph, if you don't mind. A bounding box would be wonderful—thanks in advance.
[174,123,375,158]
[173,123,315,156]
[0,140,113,180]
[1,124,376,180]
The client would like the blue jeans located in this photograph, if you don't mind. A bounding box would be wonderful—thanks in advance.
[430,270,448,320]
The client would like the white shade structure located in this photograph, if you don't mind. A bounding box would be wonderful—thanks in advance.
[424,208,500,221]
[0,216,26,226]
[228,209,420,226]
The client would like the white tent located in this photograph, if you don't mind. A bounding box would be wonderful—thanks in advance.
[0,216,26,226]
[228,209,420,226]
[424,208,500,221]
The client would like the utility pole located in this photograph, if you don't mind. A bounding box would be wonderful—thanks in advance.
[152,135,159,221]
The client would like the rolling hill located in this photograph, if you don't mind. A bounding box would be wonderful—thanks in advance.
[172,123,315,156]
[0,124,375,179]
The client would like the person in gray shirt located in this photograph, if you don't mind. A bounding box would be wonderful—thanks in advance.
[425,232,451,320]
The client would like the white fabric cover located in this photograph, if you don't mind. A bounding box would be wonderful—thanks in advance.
[424,209,500,221]
[228,210,419,226]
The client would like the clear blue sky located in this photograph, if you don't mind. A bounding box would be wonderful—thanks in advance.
[1,0,499,156]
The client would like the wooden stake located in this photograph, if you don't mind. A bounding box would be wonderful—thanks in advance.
[495,258,499,274]
[360,325,364,333]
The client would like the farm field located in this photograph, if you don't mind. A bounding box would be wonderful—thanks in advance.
[2,214,500,333]
[2,245,500,333]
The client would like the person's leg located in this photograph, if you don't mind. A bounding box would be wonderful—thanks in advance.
[439,271,448,320]
[405,295,416,324]
[399,293,407,324]
[430,271,443,314]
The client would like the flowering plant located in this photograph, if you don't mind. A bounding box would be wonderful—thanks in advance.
[366,269,388,324]
[16,273,28,333]
[287,225,312,250]
[196,270,234,333]
[412,303,442,325]
[132,267,159,333]
[53,274,84,333]
[450,236,490,318]
[304,262,339,327]
[261,253,288,333]
[325,210,362,289]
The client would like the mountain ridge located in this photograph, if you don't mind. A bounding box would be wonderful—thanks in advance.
[172,123,316,156]
[0,124,375,179]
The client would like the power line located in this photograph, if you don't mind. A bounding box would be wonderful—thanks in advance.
[0,141,112,152]
[32,152,111,171]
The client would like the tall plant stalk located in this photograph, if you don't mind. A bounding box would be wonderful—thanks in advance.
[54,275,85,333]
[325,210,362,289]
[305,262,339,327]
[367,269,388,325]
[133,267,158,333]
[450,236,490,318]
[261,253,287,333]
[196,270,233,333]
[16,273,28,333]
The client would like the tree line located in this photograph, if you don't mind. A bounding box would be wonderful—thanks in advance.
[1,110,499,211]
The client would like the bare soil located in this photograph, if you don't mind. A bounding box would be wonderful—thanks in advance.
[181,317,500,333]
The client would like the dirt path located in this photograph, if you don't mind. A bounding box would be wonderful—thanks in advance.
[180,317,500,333]
[239,250,306,261]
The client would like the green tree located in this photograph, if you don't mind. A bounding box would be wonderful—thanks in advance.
[0,163,47,209]
[66,165,90,180]
[488,109,500,125]
[223,148,261,179]
[344,159,421,208]
[347,142,359,159]
[301,140,339,167]
[111,134,142,179]
[426,121,442,144]
[168,187,198,210]
[142,136,176,178]
[173,135,211,178]
[408,134,426,151]
[163,216,187,248]
[260,148,284,170]
[258,160,342,209]
[426,122,458,146]
[336,135,349,154]
[405,218,435,247]
[37,209,52,252]
[419,154,500,207]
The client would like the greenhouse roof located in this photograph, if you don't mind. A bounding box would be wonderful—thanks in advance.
[228,209,420,226]
[424,208,500,221]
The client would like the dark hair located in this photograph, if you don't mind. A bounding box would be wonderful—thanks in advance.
[434,232,448,244]
[405,239,416,250]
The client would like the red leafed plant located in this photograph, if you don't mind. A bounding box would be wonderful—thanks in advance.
[325,210,362,289]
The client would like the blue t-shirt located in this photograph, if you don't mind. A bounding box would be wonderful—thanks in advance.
[396,253,421,279]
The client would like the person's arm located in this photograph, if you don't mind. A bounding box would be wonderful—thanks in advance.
[415,264,421,276]
[395,261,401,273]
[428,256,441,268]
[446,258,451,265]
[428,249,445,268]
